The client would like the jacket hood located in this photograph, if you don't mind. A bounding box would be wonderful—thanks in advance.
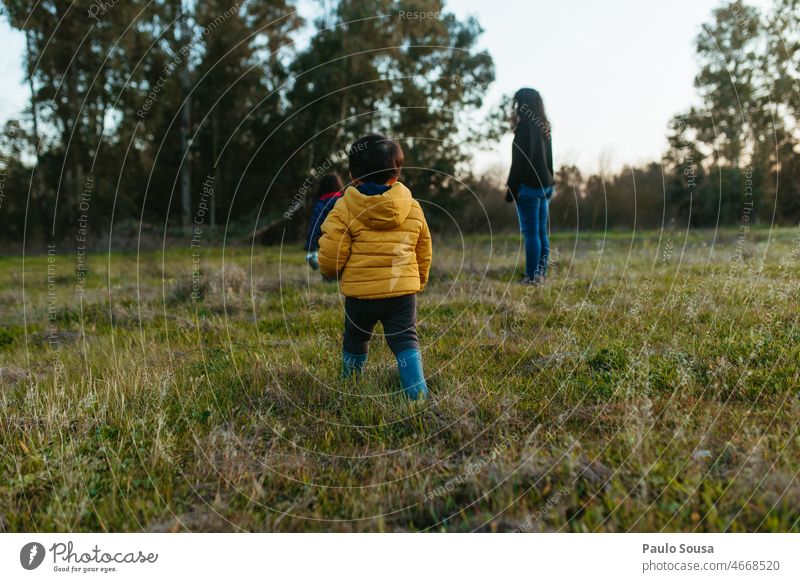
[343,181,413,230]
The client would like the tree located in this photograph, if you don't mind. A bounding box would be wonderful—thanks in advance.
[286,0,494,232]
[193,0,300,232]
[667,0,794,226]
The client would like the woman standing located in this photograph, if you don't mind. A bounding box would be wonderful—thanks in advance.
[506,88,554,285]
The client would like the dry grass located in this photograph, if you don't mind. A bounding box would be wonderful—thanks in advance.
[0,227,799,531]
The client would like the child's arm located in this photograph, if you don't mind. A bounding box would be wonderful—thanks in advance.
[318,199,352,278]
[416,213,433,290]
[303,200,321,252]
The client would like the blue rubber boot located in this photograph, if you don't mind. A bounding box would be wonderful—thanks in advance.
[396,349,429,400]
[341,350,368,379]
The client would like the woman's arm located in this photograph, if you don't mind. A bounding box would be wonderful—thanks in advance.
[506,124,528,202]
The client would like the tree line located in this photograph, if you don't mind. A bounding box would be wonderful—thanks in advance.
[0,0,797,252]
[0,0,494,248]
[546,0,799,232]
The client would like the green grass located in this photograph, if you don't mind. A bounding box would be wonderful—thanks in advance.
[1,227,799,532]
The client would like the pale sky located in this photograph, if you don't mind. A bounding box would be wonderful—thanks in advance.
[445,0,770,173]
[0,0,770,173]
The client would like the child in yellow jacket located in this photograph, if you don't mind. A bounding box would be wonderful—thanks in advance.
[318,134,432,399]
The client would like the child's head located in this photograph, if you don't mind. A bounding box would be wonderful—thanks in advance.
[348,134,404,185]
[316,173,343,197]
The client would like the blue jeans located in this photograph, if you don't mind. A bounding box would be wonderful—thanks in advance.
[516,184,552,279]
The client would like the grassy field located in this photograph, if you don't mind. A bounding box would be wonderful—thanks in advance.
[1,227,799,532]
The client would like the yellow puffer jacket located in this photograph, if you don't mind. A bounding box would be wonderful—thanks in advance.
[318,182,432,299]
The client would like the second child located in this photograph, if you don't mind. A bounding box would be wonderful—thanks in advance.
[304,173,344,270]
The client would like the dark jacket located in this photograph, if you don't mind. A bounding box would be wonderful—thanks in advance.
[304,191,342,251]
[507,120,554,199]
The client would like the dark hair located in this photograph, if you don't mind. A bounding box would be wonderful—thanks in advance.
[348,134,404,184]
[316,173,343,197]
[513,88,550,139]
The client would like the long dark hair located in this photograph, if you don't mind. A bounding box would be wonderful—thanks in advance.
[316,173,343,197]
[512,88,550,140]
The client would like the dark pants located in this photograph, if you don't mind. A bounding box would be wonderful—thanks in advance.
[343,294,419,356]
[516,183,553,279]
